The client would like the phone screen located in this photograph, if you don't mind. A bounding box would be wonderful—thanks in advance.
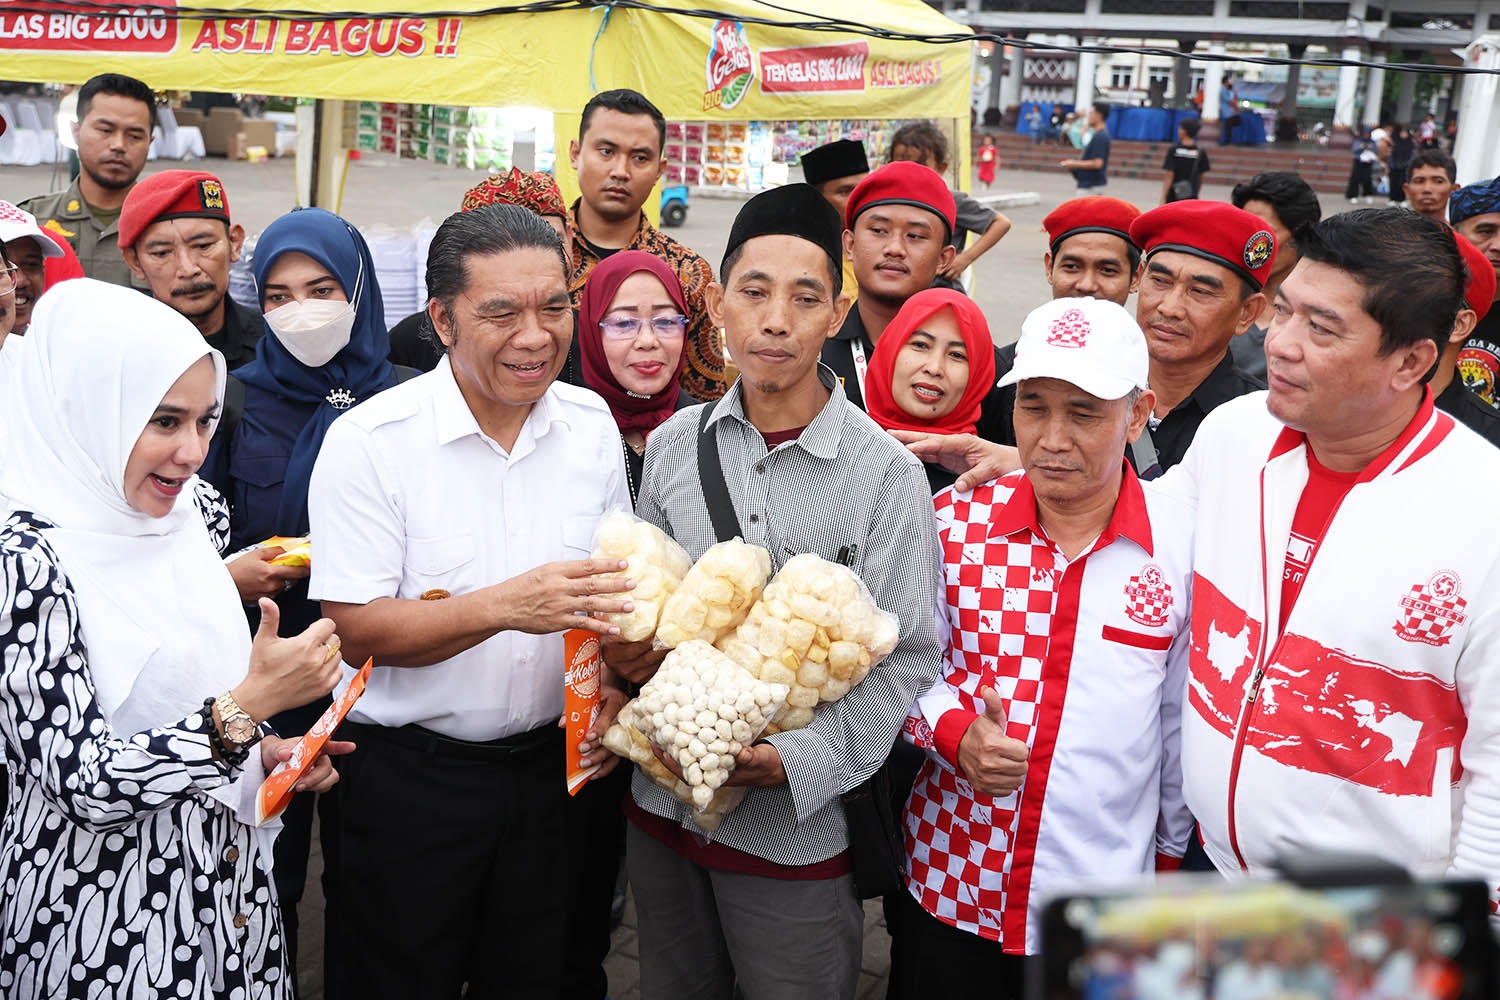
[1035,876,1497,1000]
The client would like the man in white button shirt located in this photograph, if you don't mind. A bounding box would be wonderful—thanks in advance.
[308,203,634,1000]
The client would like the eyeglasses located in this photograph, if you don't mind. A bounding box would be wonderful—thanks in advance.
[599,314,688,340]
[0,264,16,297]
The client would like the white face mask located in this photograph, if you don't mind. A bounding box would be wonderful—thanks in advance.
[264,298,355,368]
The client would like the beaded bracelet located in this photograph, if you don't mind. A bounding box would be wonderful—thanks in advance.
[202,697,249,767]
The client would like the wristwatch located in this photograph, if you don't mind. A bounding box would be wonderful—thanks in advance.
[213,692,263,754]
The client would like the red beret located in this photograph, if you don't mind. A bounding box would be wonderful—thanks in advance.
[1455,230,1497,321]
[1043,196,1142,255]
[119,170,231,250]
[844,161,956,238]
[1130,200,1278,290]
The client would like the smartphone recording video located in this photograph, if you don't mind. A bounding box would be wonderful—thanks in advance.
[1035,875,1497,1000]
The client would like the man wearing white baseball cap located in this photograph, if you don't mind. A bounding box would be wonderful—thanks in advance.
[888,296,1195,997]
[0,199,68,337]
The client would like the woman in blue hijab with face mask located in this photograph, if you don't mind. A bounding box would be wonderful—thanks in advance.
[204,206,403,985]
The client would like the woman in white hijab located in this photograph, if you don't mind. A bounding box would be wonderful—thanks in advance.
[0,279,347,998]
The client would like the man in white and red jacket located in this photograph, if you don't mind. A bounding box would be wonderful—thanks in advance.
[1160,208,1500,920]
[889,297,1196,998]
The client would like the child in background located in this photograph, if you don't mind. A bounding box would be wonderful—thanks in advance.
[889,122,1011,291]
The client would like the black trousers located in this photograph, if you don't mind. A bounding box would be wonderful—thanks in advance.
[1346,161,1376,199]
[1389,163,1410,202]
[334,721,568,1000]
[885,886,1030,1000]
[562,763,631,1000]
[271,697,341,1000]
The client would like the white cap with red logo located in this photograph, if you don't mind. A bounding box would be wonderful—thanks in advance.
[998,296,1148,401]
[0,201,65,259]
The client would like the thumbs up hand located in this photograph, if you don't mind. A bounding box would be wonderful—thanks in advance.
[956,686,1030,797]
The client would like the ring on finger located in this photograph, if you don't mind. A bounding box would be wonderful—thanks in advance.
[321,641,342,665]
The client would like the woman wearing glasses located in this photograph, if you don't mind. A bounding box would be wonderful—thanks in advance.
[576,250,697,506]
[567,249,694,1000]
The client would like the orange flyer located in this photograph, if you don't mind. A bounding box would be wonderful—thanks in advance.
[255,657,372,825]
[565,629,602,795]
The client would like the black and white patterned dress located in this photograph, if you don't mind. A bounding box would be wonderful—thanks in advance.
[0,501,290,998]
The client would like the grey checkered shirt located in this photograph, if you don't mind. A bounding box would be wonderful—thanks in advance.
[632,366,943,866]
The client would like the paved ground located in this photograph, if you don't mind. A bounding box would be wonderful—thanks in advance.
[0,150,1268,999]
[1,151,1254,351]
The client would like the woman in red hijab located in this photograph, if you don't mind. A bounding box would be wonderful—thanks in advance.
[577,250,694,504]
[864,288,997,493]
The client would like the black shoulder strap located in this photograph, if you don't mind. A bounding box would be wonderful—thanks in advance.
[221,374,246,442]
[696,404,741,543]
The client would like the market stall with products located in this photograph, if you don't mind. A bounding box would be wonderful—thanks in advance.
[0,0,976,206]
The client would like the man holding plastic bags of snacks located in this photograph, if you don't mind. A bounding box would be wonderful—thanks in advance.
[602,183,944,1000]
[306,204,634,1000]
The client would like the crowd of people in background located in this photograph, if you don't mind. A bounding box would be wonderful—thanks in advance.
[2,70,1499,1000]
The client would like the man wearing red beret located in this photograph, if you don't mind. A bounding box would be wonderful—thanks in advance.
[1433,231,1500,447]
[930,200,1267,482]
[1041,196,1142,306]
[119,169,262,371]
[982,196,1146,451]
[1126,200,1271,475]
[822,161,1012,443]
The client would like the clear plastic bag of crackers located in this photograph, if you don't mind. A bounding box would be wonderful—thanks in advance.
[714,553,900,734]
[652,538,773,650]
[590,511,693,643]
[602,639,788,833]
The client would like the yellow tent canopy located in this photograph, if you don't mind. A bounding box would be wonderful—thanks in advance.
[0,1,972,122]
[2,1,974,209]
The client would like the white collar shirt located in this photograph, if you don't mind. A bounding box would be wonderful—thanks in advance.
[308,355,629,740]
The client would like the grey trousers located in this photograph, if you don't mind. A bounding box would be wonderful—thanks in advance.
[626,822,866,1000]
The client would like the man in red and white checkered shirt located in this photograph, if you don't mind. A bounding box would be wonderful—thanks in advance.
[886,296,1196,999]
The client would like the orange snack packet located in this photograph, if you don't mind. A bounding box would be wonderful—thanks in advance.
[565,629,602,795]
[259,534,311,567]
[255,657,373,825]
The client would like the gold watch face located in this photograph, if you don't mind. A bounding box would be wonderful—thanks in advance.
[225,716,258,745]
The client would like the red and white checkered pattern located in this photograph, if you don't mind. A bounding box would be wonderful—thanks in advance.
[904,478,1060,944]
[1045,307,1091,348]
[1394,586,1469,647]
[1124,565,1173,628]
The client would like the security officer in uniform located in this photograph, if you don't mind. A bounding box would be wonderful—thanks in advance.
[1125,200,1274,476]
[118,170,263,371]
[19,73,154,289]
